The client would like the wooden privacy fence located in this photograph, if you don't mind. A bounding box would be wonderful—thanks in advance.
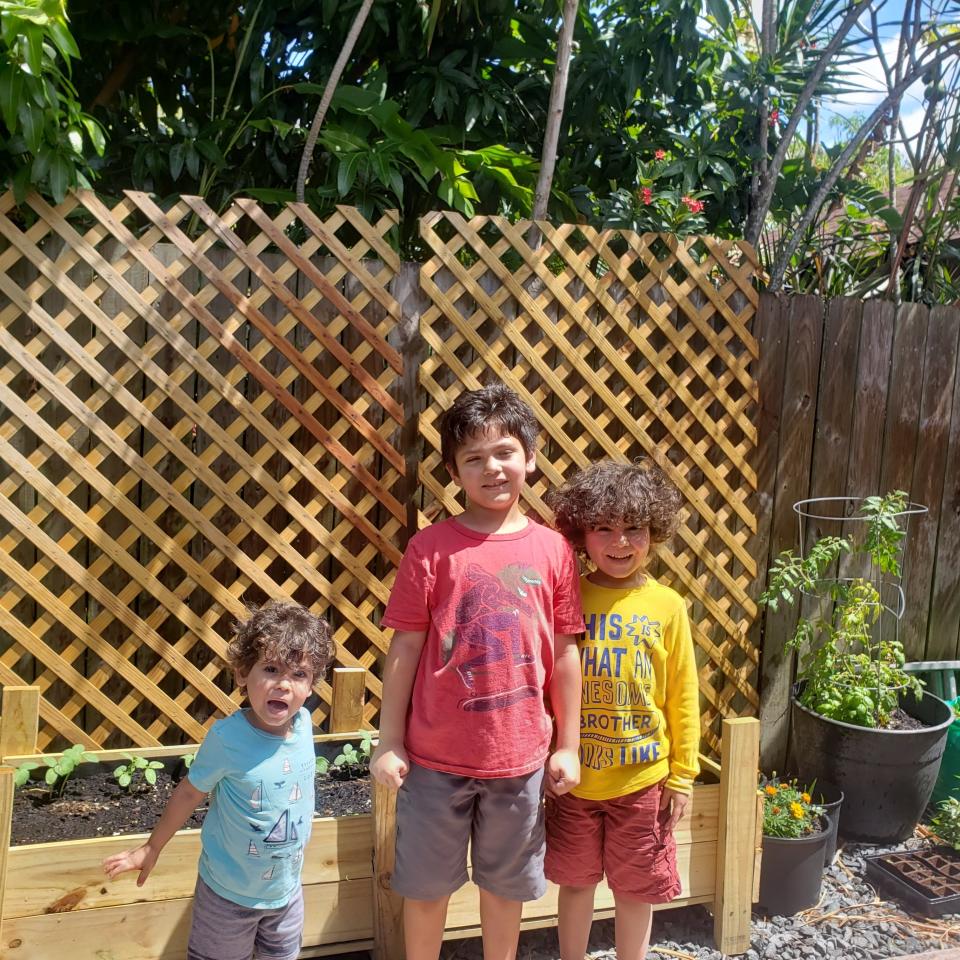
[0,189,761,756]
[755,293,960,767]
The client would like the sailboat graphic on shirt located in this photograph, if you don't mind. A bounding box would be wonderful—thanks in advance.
[249,783,263,811]
[264,809,298,845]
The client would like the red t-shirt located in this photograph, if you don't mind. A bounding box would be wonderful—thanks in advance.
[382,517,584,778]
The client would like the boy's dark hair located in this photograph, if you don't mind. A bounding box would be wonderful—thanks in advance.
[227,600,334,689]
[546,459,682,550]
[440,384,539,467]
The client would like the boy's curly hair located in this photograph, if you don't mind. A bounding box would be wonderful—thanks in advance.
[440,384,539,467]
[227,600,334,688]
[546,459,682,550]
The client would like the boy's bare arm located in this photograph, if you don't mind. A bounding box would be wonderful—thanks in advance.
[102,777,207,886]
[547,632,581,795]
[370,629,426,789]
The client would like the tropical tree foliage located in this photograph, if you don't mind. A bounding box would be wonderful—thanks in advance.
[2,0,959,300]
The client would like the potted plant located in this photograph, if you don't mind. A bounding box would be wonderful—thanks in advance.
[757,775,829,916]
[760,491,954,843]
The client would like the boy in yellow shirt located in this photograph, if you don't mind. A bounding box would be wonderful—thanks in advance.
[544,460,700,960]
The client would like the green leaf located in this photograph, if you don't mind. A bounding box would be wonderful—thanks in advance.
[0,64,24,133]
[118,772,131,788]
[169,143,185,181]
[81,116,105,155]
[17,101,42,153]
[24,26,45,78]
[45,768,58,786]
[48,152,71,202]
[66,126,83,155]
[47,21,80,62]
[195,139,226,166]
[185,143,200,180]
[145,768,157,785]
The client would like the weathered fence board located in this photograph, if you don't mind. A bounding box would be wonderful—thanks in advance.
[756,293,960,768]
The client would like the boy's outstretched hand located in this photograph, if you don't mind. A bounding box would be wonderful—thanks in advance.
[546,747,580,797]
[659,786,688,833]
[370,742,409,789]
[103,842,159,887]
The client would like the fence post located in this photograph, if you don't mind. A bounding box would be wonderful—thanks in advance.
[0,685,40,760]
[372,779,404,960]
[713,716,760,955]
[0,764,14,944]
[329,667,366,734]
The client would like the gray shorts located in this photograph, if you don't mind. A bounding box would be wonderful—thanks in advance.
[392,761,546,902]
[187,877,304,960]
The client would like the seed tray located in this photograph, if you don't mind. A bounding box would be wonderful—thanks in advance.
[864,846,960,917]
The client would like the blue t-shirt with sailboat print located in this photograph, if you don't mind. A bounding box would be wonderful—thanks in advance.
[187,706,315,909]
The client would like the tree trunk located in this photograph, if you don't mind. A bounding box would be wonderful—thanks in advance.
[295,0,375,204]
[527,0,579,249]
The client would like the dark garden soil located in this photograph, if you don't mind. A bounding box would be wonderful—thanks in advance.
[887,708,926,732]
[10,770,371,846]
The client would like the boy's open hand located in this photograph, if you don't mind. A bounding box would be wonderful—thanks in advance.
[370,742,409,789]
[103,842,159,887]
[546,747,579,797]
[659,786,688,834]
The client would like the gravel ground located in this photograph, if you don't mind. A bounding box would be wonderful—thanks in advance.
[431,838,960,960]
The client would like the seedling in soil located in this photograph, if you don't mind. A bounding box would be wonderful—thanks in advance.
[317,732,375,779]
[113,754,165,791]
[932,796,960,852]
[15,744,96,798]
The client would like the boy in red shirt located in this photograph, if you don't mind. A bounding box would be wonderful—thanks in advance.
[371,384,584,960]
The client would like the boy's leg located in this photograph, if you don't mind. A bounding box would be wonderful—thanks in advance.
[544,793,605,960]
[478,888,524,960]
[612,893,653,960]
[187,877,260,960]
[404,894,451,960]
[556,884,597,960]
[253,883,304,960]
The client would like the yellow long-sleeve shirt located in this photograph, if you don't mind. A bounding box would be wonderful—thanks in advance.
[573,576,701,800]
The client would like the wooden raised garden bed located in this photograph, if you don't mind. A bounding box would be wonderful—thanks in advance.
[0,681,762,959]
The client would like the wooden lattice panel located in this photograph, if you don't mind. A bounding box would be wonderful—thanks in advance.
[417,214,760,756]
[0,190,402,748]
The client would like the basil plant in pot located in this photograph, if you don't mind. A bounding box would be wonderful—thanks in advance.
[760,491,954,843]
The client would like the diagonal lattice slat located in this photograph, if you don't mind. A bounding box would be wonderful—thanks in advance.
[0,193,762,759]
[0,190,404,748]
[417,214,760,756]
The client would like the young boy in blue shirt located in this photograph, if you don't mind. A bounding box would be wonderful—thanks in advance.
[103,600,333,960]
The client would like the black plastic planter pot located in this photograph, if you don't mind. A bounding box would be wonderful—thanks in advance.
[757,822,830,916]
[790,686,953,843]
[812,780,843,864]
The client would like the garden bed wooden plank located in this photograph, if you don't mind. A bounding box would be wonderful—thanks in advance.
[3,816,373,919]
[1,878,374,960]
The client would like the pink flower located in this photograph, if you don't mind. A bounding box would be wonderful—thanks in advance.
[654,149,666,161]
[769,108,780,126]
[682,196,705,214]
[641,187,653,205]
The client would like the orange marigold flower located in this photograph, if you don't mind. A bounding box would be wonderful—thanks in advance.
[764,785,778,796]
[778,783,790,790]
[772,806,781,814]
[790,802,804,819]
[802,792,811,803]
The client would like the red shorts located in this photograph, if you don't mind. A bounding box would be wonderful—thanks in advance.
[544,781,680,903]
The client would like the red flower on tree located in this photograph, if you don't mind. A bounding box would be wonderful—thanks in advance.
[682,196,705,214]
[641,187,653,205]
[654,149,666,161]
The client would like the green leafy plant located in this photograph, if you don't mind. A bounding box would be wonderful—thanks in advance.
[14,759,40,788]
[760,491,923,729]
[931,795,960,852]
[181,752,196,769]
[316,731,374,779]
[112,754,164,791]
[14,743,97,797]
[760,774,825,838]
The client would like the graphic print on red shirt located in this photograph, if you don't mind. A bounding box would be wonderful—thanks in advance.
[382,518,584,778]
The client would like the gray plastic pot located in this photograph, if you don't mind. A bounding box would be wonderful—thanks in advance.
[790,686,953,843]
